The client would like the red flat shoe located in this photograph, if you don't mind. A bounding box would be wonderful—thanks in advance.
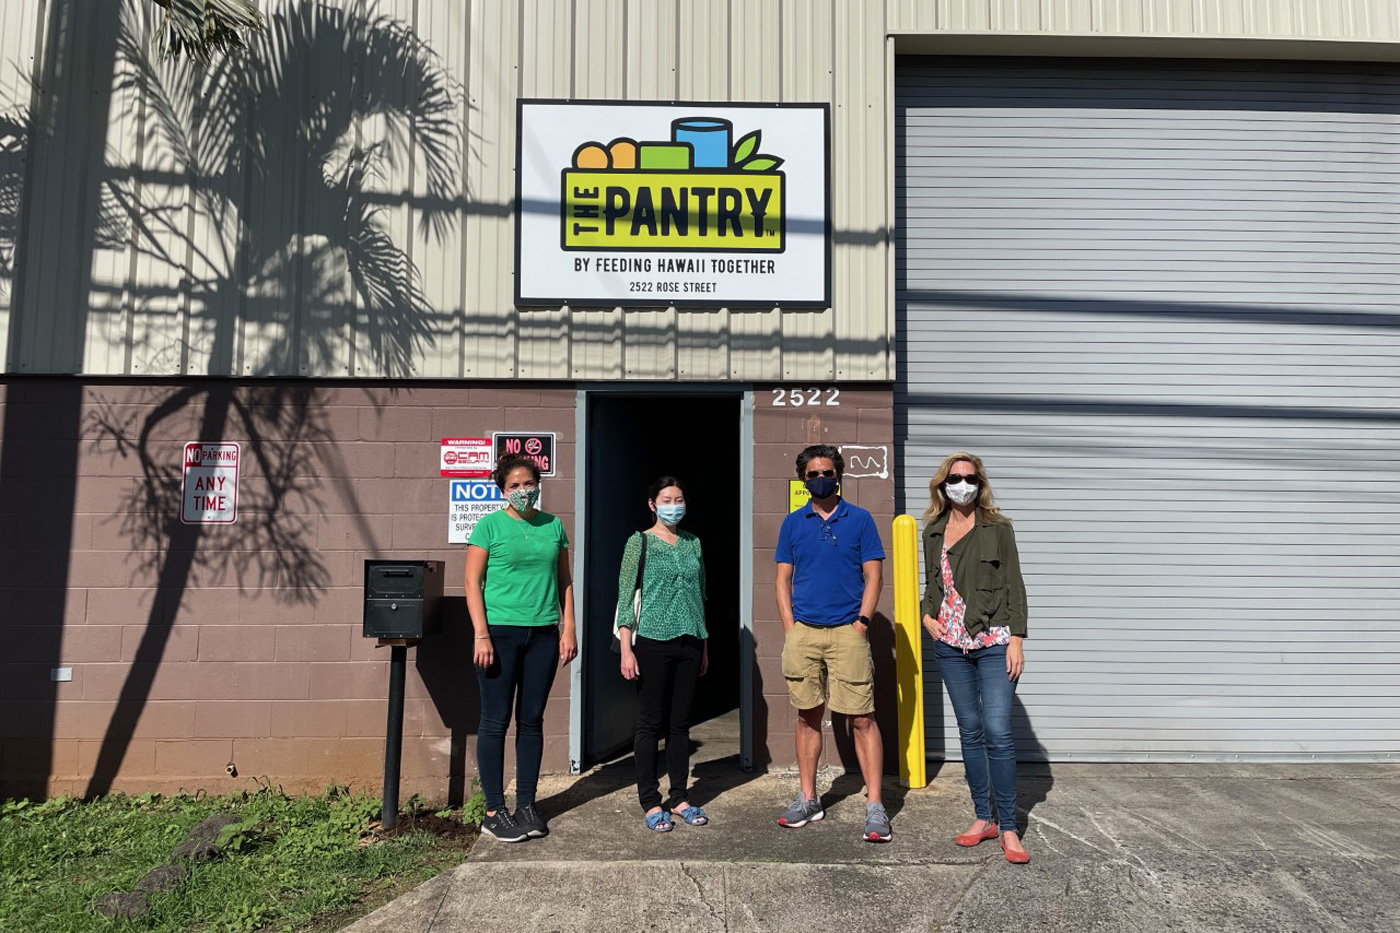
[954,823,999,847]
[999,833,1030,864]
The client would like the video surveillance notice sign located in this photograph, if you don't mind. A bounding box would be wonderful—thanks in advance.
[441,438,493,478]
[516,100,830,308]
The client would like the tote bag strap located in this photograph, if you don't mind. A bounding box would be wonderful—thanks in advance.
[613,531,649,645]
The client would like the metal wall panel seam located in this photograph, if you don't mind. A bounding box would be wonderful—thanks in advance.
[571,0,626,381]
[728,0,781,383]
[0,0,48,369]
[518,0,575,379]
[19,3,74,371]
[464,0,481,378]
[883,33,896,383]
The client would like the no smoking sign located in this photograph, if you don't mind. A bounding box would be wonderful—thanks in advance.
[493,432,556,477]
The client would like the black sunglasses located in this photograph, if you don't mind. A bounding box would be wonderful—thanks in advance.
[804,469,838,479]
[946,475,980,485]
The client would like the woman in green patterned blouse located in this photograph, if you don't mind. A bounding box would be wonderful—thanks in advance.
[616,476,709,831]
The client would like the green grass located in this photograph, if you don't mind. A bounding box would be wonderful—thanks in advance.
[0,785,481,933]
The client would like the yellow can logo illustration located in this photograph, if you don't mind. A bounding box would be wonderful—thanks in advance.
[562,117,785,253]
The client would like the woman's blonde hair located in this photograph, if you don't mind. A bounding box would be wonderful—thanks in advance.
[922,451,1010,526]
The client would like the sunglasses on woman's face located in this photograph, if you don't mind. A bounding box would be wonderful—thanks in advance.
[804,469,837,479]
[946,475,980,486]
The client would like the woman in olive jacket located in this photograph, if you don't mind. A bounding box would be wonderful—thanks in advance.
[921,451,1030,864]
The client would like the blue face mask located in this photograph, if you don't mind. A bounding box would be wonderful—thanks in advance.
[805,476,839,499]
[656,504,686,526]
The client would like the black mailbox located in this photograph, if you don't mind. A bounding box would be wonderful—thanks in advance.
[363,560,444,638]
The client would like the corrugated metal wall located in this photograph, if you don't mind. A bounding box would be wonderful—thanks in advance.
[898,57,1400,760]
[0,0,43,366]
[5,1,1400,379]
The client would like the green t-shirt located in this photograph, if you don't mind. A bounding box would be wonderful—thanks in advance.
[468,509,569,626]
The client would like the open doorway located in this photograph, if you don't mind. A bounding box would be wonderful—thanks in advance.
[581,393,744,769]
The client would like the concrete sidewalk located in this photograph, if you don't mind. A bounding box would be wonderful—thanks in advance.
[345,748,1400,933]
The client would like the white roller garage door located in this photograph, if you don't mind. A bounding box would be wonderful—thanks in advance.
[897,57,1400,761]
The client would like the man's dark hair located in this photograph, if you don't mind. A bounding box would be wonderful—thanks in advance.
[647,475,686,502]
[795,444,843,479]
[492,454,541,491]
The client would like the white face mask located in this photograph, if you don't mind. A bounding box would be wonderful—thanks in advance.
[945,478,979,506]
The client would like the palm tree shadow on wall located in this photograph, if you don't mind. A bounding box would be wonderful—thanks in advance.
[0,108,24,296]
[79,0,465,797]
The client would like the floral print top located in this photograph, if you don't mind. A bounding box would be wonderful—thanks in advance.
[615,530,708,641]
[938,545,1011,651]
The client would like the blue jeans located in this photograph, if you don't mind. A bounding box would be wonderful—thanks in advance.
[934,641,1018,832]
[475,624,559,813]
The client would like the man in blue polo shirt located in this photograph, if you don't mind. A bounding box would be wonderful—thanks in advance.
[774,444,889,842]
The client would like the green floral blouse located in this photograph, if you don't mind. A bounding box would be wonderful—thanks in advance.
[615,530,708,641]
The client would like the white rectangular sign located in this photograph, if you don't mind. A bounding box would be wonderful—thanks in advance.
[448,480,542,544]
[516,100,830,308]
[441,437,493,477]
[182,442,239,524]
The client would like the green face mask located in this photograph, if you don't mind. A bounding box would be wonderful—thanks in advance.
[508,487,540,513]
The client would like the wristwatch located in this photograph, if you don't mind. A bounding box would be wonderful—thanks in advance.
[856,615,870,626]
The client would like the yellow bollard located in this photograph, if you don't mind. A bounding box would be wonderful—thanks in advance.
[892,514,926,788]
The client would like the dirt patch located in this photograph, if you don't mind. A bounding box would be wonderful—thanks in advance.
[367,811,477,841]
[135,864,188,892]
[185,813,242,843]
[172,838,221,862]
[93,891,149,919]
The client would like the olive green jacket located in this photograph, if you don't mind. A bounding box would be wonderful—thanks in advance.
[921,510,1028,639]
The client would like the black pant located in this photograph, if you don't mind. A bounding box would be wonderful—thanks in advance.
[475,624,559,813]
[633,635,703,812]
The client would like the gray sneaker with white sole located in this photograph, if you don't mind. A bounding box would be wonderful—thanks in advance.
[863,802,892,842]
[777,794,825,828]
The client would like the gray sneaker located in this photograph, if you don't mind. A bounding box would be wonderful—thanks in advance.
[863,802,891,843]
[777,794,825,828]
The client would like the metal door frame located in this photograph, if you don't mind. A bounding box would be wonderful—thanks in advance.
[570,385,755,774]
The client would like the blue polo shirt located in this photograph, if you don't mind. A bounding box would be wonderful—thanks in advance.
[775,498,885,627]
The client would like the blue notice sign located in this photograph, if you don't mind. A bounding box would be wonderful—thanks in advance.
[448,479,532,543]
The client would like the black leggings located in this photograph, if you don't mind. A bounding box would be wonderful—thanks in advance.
[475,624,559,812]
[633,635,703,812]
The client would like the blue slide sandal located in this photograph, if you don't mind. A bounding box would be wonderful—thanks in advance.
[674,806,708,826]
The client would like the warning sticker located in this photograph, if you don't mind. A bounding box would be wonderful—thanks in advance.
[441,438,493,477]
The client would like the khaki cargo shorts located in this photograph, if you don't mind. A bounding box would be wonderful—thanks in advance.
[781,622,875,716]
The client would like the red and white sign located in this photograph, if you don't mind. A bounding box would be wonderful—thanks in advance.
[181,442,240,524]
[440,437,493,477]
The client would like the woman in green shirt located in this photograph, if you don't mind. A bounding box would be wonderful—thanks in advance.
[466,454,577,843]
[617,476,709,831]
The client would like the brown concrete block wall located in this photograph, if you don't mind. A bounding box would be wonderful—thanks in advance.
[0,379,576,799]
[750,385,896,773]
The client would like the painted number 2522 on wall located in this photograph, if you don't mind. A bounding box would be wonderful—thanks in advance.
[770,388,840,407]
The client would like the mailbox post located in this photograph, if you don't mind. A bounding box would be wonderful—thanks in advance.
[363,560,444,830]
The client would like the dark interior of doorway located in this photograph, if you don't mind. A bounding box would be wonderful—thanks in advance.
[583,394,742,768]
